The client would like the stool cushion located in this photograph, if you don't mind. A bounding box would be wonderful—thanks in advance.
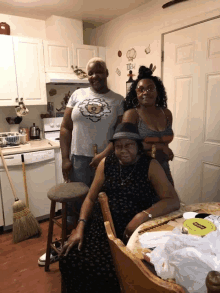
[47,182,89,203]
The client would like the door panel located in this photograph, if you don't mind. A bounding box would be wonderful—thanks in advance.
[0,35,18,106]
[72,44,98,71]
[13,37,47,105]
[164,17,220,204]
[43,41,72,73]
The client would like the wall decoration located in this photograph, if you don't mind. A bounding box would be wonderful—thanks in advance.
[145,45,151,54]
[126,63,136,70]
[56,91,71,112]
[149,63,156,73]
[118,50,122,57]
[126,70,135,94]
[71,65,87,79]
[116,68,121,76]
[126,48,137,61]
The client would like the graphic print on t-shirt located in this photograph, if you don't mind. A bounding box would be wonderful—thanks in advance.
[78,98,111,122]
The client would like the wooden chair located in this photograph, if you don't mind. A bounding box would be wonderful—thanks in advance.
[98,192,185,293]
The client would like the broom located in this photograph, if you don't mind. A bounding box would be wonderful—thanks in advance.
[0,148,42,243]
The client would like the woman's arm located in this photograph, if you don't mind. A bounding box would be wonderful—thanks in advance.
[60,158,106,256]
[144,159,180,217]
[60,107,73,182]
[89,115,123,168]
[122,109,139,124]
[123,159,180,242]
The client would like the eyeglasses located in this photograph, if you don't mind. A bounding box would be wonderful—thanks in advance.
[136,86,156,94]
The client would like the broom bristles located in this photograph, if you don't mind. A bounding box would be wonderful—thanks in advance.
[13,199,42,244]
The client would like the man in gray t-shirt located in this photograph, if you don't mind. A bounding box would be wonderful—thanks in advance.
[38,57,124,266]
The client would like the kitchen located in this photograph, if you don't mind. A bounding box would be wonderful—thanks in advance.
[0,0,220,292]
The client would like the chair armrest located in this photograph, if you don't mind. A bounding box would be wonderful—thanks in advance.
[98,192,117,237]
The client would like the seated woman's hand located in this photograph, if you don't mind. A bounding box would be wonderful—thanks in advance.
[123,212,146,244]
[59,228,84,257]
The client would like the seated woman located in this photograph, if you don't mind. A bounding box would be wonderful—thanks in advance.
[123,65,175,185]
[59,122,180,293]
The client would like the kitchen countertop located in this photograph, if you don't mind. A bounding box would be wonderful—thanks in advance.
[1,139,60,155]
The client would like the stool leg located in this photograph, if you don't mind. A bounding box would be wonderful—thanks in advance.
[61,202,67,247]
[45,200,56,272]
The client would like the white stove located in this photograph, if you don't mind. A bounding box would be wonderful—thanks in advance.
[42,117,64,186]
[42,117,63,143]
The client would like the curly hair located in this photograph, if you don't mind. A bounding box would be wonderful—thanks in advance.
[124,66,168,111]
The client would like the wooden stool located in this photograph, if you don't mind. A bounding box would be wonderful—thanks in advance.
[45,182,89,271]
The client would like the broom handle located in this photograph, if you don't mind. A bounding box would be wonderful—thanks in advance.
[0,148,18,199]
[21,154,29,208]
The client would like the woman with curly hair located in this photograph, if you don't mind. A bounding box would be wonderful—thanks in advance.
[123,65,174,185]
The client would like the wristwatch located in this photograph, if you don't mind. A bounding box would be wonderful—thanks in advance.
[142,210,153,219]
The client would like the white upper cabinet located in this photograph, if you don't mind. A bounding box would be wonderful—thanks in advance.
[0,35,47,106]
[97,46,106,62]
[13,37,47,105]
[43,41,73,73]
[0,35,18,106]
[43,41,105,74]
[72,44,98,72]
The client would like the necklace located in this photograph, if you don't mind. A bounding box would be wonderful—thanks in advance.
[119,162,137,186]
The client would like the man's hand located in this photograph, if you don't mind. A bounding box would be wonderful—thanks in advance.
[89,153,104,169]
[123,212,147,244]
[62,158,72,182]
[59,229,84,257]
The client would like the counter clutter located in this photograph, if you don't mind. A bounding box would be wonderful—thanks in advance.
[1,139,60,156]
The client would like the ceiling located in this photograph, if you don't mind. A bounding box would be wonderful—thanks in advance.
[0,0,151,29]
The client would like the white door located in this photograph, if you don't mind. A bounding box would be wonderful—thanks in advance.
[43,40,73,73]
[13,37,47,105]
[163,18,220,205]
[0,35,18,106]
[72,44,98,72]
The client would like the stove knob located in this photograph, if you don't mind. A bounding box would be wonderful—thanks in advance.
[50,123,54,127]
[56,123,61,127]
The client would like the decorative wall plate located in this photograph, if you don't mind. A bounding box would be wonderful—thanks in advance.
[126,48,137,61]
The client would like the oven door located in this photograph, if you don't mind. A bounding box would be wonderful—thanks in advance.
[44,131,60,143]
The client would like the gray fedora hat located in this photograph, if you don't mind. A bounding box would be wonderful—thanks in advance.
[110,122,143,142]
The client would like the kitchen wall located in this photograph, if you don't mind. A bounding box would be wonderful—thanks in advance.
[0,13,85,134]
[0,84,88,134]
[89,0,220,98]
[0,13,46,39]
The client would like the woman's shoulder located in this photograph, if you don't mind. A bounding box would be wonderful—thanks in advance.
[163,108,172,119]
[122,108,139,124]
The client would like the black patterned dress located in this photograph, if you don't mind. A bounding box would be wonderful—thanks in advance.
[59,152,159,293]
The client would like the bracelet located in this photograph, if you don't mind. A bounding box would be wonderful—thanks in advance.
[142,210,153,219]
[78,219,87,224]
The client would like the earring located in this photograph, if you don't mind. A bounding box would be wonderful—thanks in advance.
[155,96,160,107]
[132,98,139,108]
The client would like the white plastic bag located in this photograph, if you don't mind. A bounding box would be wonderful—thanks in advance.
[148,228,220,293]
